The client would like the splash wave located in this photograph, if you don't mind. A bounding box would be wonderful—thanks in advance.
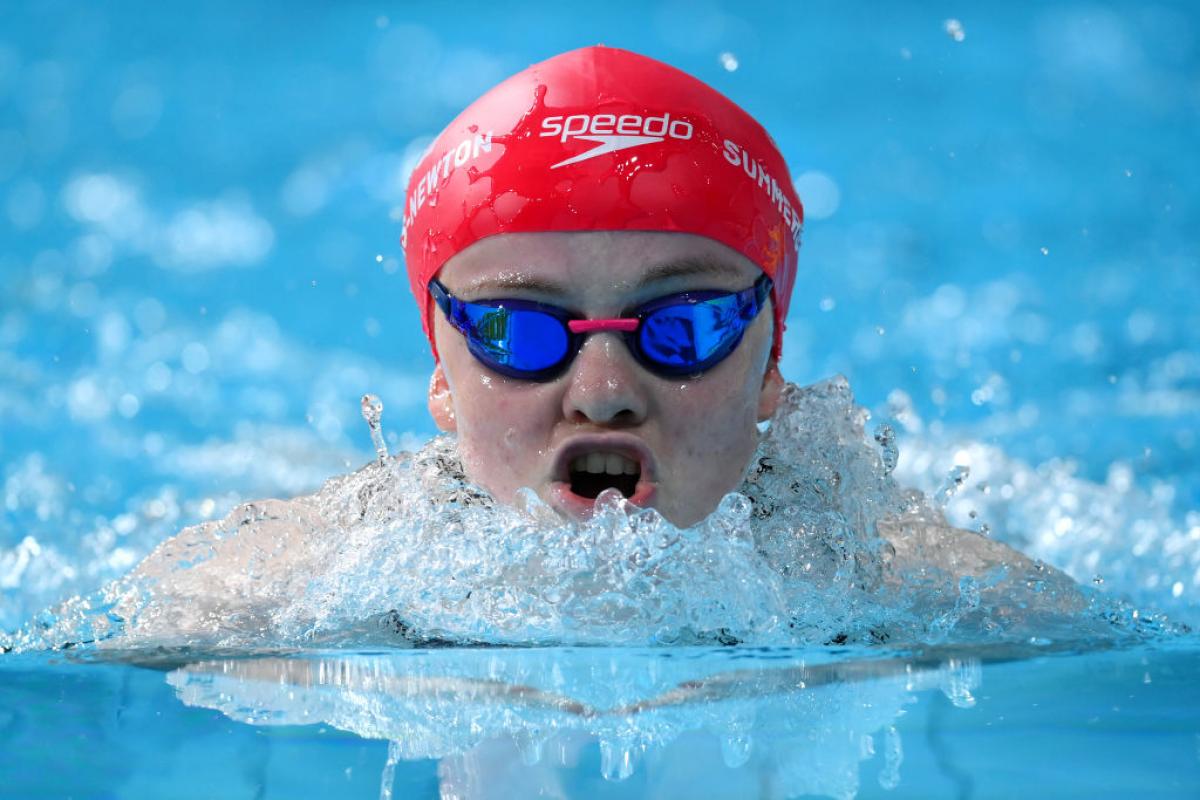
[1,379,1184,653]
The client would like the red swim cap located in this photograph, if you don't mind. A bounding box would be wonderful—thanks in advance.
[402,45,803,360]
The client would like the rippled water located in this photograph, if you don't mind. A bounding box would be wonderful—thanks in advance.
[3,643,1197,798]
[2,2,1197,642]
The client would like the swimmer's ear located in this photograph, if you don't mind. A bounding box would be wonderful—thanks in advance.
[427,363,457,432]
[757,359,784,422]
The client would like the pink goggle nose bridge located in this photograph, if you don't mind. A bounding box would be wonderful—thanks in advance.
[567,318,640,334]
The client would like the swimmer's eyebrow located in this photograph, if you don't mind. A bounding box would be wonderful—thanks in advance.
[459,257,743,297]
[634,256,746,289]
[460,273,569,296]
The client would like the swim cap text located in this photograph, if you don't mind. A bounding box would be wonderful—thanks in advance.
[540,113,694,142]
[722,139,803,249]
[402,131,494,246]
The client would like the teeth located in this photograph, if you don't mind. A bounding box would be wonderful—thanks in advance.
[569,452,640,476]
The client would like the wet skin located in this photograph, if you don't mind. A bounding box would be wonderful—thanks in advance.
[427,231,784,527]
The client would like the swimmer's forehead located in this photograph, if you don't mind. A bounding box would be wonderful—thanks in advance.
[441,233,761,303]
[463,257,747,295]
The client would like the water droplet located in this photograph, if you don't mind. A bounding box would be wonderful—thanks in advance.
[873,424,898,476]
[360,394,388,463]
[1040,246,1050,255]
[935,465,970,506]
[941,658,979,707]
[378,740,401,800]
[599,739,637,782]
[957,576,980,609]
[716,493,751,521]
[877,725,903,789]
[718,51,739,72]
[943,18,965,42]
[720,733,753,768]
[513,728,545,765]
[593,487,628,517]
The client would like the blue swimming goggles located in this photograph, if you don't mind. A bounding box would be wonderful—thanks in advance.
[429,274,772,381]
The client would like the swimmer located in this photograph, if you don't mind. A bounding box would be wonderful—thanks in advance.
[395,45,1078,617]
[409,45,795,528]
[47,46,1097,652]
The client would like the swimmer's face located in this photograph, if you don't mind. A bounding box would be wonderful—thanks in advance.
[427,231,784,527]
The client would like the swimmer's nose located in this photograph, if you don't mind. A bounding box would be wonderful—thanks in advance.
[562,333,648,427]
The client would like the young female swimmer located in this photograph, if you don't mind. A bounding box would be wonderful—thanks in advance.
[407,45,799,528]
[96,47,1090,650]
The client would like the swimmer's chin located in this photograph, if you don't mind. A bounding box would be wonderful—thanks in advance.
[547,480,659,522]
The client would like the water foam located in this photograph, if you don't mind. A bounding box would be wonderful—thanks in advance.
[1,379,1185,653]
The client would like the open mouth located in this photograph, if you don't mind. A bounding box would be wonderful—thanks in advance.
[567,452,641,499]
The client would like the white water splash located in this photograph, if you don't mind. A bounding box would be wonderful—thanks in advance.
[1,379,1184,653]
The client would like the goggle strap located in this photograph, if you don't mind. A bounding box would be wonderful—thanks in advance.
[429,279,451,314]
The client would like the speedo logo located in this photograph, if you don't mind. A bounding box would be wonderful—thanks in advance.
[540,112,694,169]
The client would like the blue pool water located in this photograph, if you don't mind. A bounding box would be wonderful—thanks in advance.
[2,1,1199,796]
[2,644,1198,797]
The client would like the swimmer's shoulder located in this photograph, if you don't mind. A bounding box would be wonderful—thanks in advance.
[879,517,1083,599]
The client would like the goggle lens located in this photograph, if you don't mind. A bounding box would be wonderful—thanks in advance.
[639,294,749,373]
[458,303,569,373]
[433,275,770,381]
